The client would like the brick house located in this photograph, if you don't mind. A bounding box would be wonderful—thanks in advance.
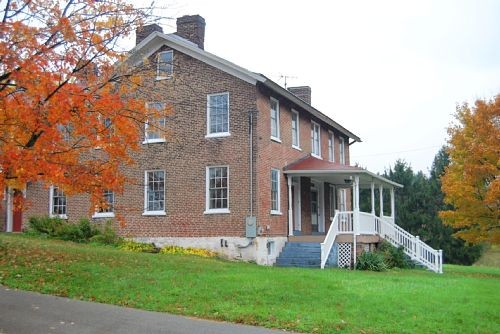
[1,15,442,272]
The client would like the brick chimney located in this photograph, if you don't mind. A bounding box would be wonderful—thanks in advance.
[288,86,312,105]
[175,15,206,49]
[136,24,163,45]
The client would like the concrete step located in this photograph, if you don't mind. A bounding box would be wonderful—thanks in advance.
[274,241,325,268]
[285,242,320,248]
[275,259,321,266]
[275,263,320,268]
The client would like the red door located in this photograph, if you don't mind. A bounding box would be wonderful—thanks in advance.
[12,190,23,232]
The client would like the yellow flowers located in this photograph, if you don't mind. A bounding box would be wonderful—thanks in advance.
[159,246,217,258]
[118,240,218,258]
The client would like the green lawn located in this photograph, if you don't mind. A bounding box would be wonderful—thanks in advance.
[0,234,499,334]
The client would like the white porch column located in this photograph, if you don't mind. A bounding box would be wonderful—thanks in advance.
[287,176,293,236]
[390,187,395,224]
[379,185,384,218]
[6,187,13,232]
[353,176,360,268]
[370,181,375,215]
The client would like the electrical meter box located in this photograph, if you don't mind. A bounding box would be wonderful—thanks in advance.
[245,216,257,238]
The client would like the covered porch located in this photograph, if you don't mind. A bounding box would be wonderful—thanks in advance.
[282,156,443,273]
[284,156,400,239]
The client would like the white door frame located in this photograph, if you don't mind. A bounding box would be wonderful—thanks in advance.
[311,179,325,233]
[292,177,301,232]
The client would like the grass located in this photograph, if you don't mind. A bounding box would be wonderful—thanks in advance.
[475,244,500,267]
[1,234,499,334]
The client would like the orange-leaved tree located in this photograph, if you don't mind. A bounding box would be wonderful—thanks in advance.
[0,0,169,212]
[440,95,500,244]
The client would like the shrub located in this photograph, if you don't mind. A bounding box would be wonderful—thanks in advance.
[90,221,121,245]
[159,245,217,257]
[56,219,100,243]
[356,251,387,271]
[28,216,64,237]
[118,240,157,253]
[378,241,415,269]
[27,216,114,244]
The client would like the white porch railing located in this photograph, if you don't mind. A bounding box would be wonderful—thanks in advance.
[320,211,443,273]
[320,211,354,269]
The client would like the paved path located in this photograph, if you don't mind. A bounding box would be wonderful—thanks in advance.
[0,286,289,334]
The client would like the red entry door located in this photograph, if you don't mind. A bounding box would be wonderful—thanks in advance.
[12,190,23,232]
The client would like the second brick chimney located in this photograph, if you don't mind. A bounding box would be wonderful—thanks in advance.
[136,23,163,45]
[175,15,206,49]
[288,86,312,105]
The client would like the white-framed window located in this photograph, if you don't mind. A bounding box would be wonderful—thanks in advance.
[270,97,281,142]
[338,188,347,212]
[270,168,281,214]
[49,186,67,219]
[205,166,229,214]
[157,50,173,79]
[206,93,230,137]
[339,137,346,164]
[311,121,321,158]
[103,117,112,139]
[144,102,166,144]
[143,170,166,215]
[291,109,300,149]
[328,131,335,162]
[57,124,72,142]
[93,190,115,218]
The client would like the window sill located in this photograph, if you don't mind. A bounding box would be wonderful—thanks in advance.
[292,145,302,151]
[50,214,68,220]
[142,211,166,216]
[311,153,323,160]
[270,136,282,143]
[205,132,231,139]
[92,212,115,219]
[204,209,230,215]
[270,210,283,216]
[142,139,166,144]
[155,76,173,81]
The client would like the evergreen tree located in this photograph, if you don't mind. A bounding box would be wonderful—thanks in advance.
[361,148,483,265]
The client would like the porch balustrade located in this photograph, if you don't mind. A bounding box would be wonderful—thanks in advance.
[320,210,443,273]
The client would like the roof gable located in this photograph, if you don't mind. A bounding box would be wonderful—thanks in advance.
[127,31,361,142]
[127,31,264,85]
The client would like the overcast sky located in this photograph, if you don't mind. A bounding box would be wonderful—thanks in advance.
[130,0,500,174]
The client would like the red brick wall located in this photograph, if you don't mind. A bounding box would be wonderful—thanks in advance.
[254,85,353,236]
[23,46,257,238]
[19,43,354,238]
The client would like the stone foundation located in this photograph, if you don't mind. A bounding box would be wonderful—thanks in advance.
[133,236,287,266]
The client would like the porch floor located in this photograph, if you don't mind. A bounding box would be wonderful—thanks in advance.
[288,235,325,243]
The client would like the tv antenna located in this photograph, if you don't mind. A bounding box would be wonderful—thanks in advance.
[279,74,297,88]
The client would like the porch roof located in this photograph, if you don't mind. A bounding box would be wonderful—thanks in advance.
[283,155,403,188]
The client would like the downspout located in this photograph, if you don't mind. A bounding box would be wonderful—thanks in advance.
[249,110,254,217]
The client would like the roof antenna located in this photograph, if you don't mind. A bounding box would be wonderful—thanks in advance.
[279,74,297,89]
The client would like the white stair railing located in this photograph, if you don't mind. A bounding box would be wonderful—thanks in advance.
[377,217,443,273]
[320,211,354,269]
[320,211,339,269]
[320,211,443,273]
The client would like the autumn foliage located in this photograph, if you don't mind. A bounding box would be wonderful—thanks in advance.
[0,0,167,211]
[440,95,500,244]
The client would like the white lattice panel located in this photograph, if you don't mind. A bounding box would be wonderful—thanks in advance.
[338,243,352,268]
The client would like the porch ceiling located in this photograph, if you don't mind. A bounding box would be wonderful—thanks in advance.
[283,155,403,188]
